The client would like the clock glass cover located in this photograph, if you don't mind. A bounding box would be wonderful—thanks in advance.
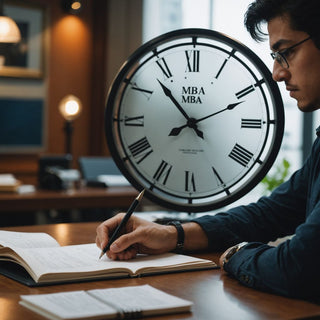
[105,28,284,212]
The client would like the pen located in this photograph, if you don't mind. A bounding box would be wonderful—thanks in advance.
[99,189,145,259]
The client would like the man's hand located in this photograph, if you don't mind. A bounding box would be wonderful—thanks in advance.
[96,214,177,260]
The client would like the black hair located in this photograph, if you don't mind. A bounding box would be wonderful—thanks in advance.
[244,0,320,49]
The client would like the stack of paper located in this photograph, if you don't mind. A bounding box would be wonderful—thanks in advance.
[0,174,21,192]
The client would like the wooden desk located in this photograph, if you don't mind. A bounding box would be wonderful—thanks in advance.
[1,222,320,320]
[0,186,138,212]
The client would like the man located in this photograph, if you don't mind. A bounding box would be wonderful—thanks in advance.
[96,0,320,299]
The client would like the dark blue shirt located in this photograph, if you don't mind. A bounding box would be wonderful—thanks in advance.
[194,129,320,299]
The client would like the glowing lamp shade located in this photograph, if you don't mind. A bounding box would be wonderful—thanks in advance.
[59,95,82,121]
[0,16,21,43]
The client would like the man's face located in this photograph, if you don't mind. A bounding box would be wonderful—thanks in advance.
[268,15,320,112]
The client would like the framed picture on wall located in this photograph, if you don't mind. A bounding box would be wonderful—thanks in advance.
[0,97,45,153]
[0,1,46,79]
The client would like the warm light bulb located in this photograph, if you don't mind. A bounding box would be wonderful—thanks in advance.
[62,0,82,14]
[71,1,81,10]
[65,100,80,116]
[59,95,82,121]
[0,16,21,43]
[0,19,10,34]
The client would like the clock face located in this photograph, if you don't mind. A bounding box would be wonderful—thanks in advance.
[105,28,284,212]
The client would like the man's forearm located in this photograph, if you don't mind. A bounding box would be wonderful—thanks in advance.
[183,222,209,251]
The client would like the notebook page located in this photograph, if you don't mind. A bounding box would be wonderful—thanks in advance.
[10,244,213,281]
[88,284,193,313]
[20,290,116,320]
[0,231,60,249]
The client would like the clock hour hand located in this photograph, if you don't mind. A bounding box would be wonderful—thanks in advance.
[158,79,204,139]
[168,117,204,138]
[169,118,204,139]
[169,125,187,137]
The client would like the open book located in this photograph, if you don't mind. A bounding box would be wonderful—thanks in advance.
[0,230,217,286]
[20,285,192,320]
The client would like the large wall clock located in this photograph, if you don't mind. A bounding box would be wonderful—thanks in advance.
[105,28,284,213]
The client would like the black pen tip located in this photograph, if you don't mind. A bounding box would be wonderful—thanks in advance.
[136,189,145,201]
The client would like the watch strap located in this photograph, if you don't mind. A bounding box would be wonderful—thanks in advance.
[167,221,185,254]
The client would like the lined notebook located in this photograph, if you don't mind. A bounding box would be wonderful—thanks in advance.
[20,285,193,319]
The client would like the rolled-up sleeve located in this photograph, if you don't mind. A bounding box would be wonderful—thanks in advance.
[225,207,320,298]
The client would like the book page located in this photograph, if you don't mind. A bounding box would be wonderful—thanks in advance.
[8,243,215,282]
[0,231,60,249]
[121,252,216,274]
[88,284,192,315]
[11,244,118,280]
[20,290,117,320]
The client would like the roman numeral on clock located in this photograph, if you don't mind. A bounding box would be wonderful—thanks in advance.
[124,116,144,127]
[185,50,200,72]
[156,57,172,79]
[130,82,153,100]
[228,143,254,167]
[153,160,172,185]
[128,137,153,164]
[215,49,236,79]
[241,118,262,129]
[185,171,196,192]
[235,79,265,99]
[212,166,230,195]
[235,85,255,99]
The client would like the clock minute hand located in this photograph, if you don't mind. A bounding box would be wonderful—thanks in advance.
[194,101,244,124]
[169,101,244,137]
[157,79,191,121]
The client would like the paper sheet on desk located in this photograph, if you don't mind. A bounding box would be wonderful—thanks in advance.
[97,175,130,187]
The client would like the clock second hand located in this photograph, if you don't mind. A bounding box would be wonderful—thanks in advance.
[169,101,244,137]
[158,79,204,139]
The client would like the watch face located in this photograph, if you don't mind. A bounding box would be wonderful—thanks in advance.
[105,28,284,212]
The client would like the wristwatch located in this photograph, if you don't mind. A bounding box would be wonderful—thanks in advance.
[167,221,185,253]
[222,241,248,268]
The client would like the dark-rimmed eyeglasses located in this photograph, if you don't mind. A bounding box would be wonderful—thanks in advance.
[270,36,311,68]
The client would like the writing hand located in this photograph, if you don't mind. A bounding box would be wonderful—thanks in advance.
[158,79,204,139]
[95,213,178,260]
[169,101,244,137]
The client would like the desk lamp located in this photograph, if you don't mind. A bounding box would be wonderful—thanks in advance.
[0,0,21,43]
[59,95,82,155]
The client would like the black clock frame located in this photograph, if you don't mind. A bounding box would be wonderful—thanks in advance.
[105,28,284,212]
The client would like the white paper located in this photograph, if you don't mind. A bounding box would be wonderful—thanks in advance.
[97,175,130,186]
[0,231,60,249]
[20,290,116,320]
